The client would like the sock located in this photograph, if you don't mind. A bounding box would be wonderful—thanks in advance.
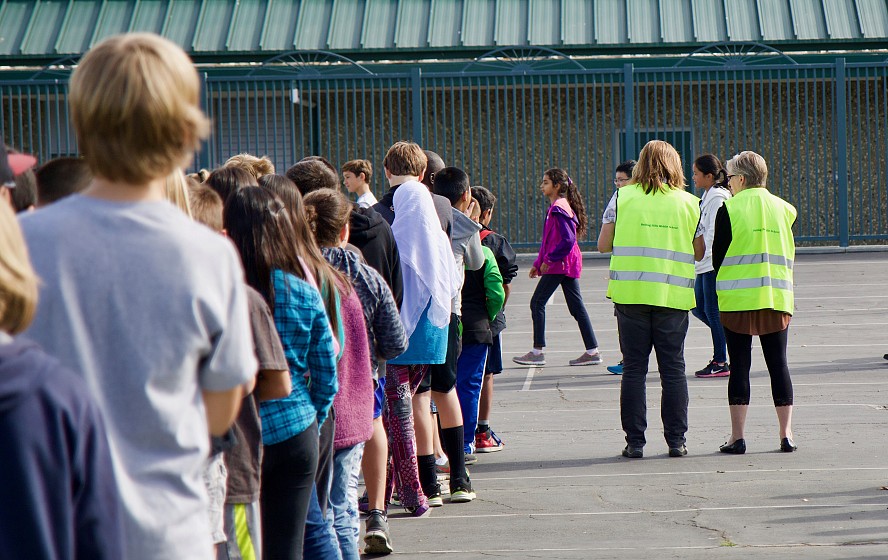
[435,455,448,466]
[417,454,439,496]
[531,348,543,355]
[476,420,489,434]
[586,347,599,356]
[441,426,468,491]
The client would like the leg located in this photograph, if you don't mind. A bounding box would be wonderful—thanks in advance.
[303,483,342,560]
[412,390,434,456]
[327,444,365,560]
[260,422,319,560]
[759,328,794,439]
[650,309,690,448]
[560,276,599,349]
[363,384,387,512]
[315,411,336,515]
[383,364,427,511]
[690,273,710,327]
[529,275,562,349]
[700,271,727,363]
[616,304,654,448]
[478,373,494,430]
[723,326,753,442]
[456,344,488,453]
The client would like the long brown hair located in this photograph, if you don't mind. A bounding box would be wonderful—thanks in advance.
[631,140,686,194]
[544,167,587,237]
[303,188,352,248]
[258,175,349,320]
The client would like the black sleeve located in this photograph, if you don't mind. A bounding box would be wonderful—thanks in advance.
[711,205,732,273]
[493,235,519,284]
[388,235,404,309]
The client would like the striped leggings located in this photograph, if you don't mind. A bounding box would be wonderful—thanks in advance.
[383,363,429,510]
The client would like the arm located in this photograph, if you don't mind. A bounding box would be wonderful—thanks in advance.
[482,253,506,321]
[545,211,576,264]
[693,236,705,261]
[306,296,339,427]
[371,278,409,361]
[203,386,244,436]
[255,369,291,402]
[597,222,615,254]
[503,283,512,306]
[389,235,404,309]
[711,205,732,273]
[464,232,485,271]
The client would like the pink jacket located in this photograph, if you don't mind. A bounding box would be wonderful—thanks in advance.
[533,198,582,279]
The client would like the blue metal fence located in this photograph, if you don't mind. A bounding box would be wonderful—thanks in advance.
[2,44,886,248]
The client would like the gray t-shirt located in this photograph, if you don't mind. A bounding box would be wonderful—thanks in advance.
[20,195,257,560]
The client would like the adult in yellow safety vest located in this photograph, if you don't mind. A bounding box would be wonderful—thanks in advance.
[598,140,700,459]
[712,151,798,455]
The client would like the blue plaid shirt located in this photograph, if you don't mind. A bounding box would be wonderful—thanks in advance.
[260,270,338,445]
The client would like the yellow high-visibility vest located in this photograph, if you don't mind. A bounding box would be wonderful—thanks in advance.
[716,188,796,314]
[607,184,701,310]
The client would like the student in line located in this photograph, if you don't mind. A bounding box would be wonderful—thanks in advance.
[20,33,256,560]
[341,159,378,208]
[604,160,636,376]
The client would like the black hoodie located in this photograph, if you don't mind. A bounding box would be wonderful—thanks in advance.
[0,338,123,559]
[349,205,403,307]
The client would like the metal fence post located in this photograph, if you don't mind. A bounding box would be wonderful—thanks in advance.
[835,58,849,247]
[411,67,423,146]
[198,72,211,170]
[623,63,635,159]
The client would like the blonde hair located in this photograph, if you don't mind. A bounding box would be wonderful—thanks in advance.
[163,169,193,218]
[631,140,687,194]
[69,33,210,185]
[0,202,38,334]
[187,182,224,232]
[726,151,768,187]
[225,153,275,180]
[383,141,427,177]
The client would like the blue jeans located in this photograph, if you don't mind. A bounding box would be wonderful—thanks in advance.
[691,270,727,363]
[303,484,341,560]
[456,343,489,453]
[326,443,365,560]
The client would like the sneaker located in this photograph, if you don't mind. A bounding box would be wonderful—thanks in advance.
[464,452,478,465]
[569,352,603,366]
[405,502,431,517]
[364,509,394,555]
[513,350,545,366]
[358,493,369,513]
[475,429,505,453]
[450,483,476,503]
[668,445,688,457]
[695,360,730,378]
[606,361,623,375]
[426,488,444,508]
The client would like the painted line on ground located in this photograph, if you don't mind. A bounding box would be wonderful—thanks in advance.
[498,402,887,413]
[472,466,888,483]
[504,322,888,335]
[516,381,888,392]
[393,542,888,554]
[520,366,538,391]
[506,343,888,355]
[391,502,888,521]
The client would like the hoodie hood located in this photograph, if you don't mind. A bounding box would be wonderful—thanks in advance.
[0,338,46,414]
[451,209,482,242]
[349,206,386,244]
[321,247,363,282]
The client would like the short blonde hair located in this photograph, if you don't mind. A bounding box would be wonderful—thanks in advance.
[726,151,768,187]
[0,202,38,334]
[163,169,193,218]
[69,33,210,185]
[383,141,427,177]
[225,153,275,180]
[187,182,224,232]
[631,140,687,194]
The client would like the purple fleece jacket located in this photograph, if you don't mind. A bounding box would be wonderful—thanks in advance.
[533,198,582,278]
[332,284,374,450]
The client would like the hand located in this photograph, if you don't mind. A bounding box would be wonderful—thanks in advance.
[539,262,550,274]
[463,199,476,218]
[529,266,539,279]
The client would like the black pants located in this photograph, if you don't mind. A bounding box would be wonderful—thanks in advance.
[724,327,793,407]
[616,304,689,448]
[531,274,598,349]
[315,410,335,514]
[261,421,319,560]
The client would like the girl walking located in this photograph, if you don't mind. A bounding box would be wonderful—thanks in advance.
[691,154,732,378]
[514,168,601,367]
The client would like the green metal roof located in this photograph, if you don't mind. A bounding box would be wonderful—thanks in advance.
[0,0,886,64]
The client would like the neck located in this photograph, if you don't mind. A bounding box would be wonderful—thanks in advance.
[84,177,165,203]
[387,174,419,187]
[548,193,563,204]
[355,183,371,196]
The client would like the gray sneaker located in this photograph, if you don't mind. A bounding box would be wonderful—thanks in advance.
[513,350,545,366]
[569,352,602,366]
[364,509,393,554]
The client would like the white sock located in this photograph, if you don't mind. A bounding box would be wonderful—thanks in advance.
[531,348,543,355]
[586,348,599,356]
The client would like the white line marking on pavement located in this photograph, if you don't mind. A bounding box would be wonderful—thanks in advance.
[472,466,888,483]
[393,542,888,554]
[392,502,888,521]
[499,402,884,413]
[520,366,537,391]
[519,381,888,392]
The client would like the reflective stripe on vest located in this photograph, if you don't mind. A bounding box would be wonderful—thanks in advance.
[606,184,700,310]
[721,253,794,269]
[716,188,796,314]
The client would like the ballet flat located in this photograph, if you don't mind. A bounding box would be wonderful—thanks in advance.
[719,439,746,454]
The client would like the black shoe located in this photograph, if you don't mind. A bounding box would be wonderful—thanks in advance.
[668,445,688,457]
[780,437,797,452]
[719,439,746,454]
[364,509,393,554]
[622,445,643,458]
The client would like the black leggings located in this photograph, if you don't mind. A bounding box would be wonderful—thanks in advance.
[530,274,598,349]
[260,421,319,560]
[724,327,793,407]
